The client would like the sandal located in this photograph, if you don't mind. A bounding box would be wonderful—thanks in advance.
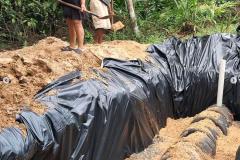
[73,48,85,54]
[61,46,74,52]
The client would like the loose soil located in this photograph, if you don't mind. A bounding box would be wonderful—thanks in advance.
[126,118,193,160]
[1,37,240,160]
[126,118,240,160]
[0,37,148,130]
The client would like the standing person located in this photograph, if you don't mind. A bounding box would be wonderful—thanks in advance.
[90,0,112,44]
[61,0,86,54]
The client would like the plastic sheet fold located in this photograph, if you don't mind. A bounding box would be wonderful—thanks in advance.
[0,33,239,160]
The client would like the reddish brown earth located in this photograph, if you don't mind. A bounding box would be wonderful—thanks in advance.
[1,38,240,160]
[0,37,148,130]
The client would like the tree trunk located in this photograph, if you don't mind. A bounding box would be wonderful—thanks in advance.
[126,0,140,36]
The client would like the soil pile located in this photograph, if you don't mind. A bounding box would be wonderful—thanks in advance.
[87,40,148,60]
[0,37,148,130]
[1,37,239,160]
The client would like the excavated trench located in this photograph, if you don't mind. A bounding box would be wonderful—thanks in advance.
[0,34,240,160]
[161,106,233,160]
[0,37,148,130]
[126,106,240,160]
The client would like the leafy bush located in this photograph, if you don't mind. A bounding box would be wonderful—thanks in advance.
[156,0,239,32]
[0,0,239,48]
[0,0,63,45]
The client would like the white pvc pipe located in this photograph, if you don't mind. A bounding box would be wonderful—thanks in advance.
[217,59,226,107]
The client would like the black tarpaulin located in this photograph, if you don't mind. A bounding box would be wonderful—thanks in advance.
[0,33,239,160]
[147,34,240,117]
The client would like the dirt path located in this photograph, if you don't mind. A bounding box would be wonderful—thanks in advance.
[0,37,148,130]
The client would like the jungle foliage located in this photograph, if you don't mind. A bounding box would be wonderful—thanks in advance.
[0,0,239,48]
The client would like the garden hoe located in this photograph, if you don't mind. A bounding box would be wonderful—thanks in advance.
[110,0,125,32]
[58,0,113,19]
[58,0,124,31]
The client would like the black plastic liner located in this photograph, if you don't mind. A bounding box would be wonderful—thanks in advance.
[0,33,239,160]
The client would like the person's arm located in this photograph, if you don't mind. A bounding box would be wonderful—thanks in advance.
[108,5,112,14]
[108,0,114,16]
[81,0,86,12]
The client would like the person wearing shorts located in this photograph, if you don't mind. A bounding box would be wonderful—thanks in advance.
[61,0,86,54]
[90,0,112,44]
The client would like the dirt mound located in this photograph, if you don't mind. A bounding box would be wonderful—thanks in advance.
[0,37,148,130]
[86,40,148,60]
[1,37,239,160]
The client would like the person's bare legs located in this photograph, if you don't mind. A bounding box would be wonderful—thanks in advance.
[66,19,76,49]
[94,28,105,44]
[94,29,98,44]
[73,20,84,49]
[98,29,105,44]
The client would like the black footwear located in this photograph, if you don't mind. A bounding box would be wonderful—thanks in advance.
[61,46,74,52]
[73,48,85,54]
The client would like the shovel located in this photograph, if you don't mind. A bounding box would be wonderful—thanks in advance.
[110,0,125,32]
[58,0,113,19]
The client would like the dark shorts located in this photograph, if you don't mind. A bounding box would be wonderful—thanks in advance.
[62,0,82,20]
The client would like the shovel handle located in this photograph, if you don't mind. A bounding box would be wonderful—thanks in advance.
[58,0,100,18]
[85,10,100,18]
[111,0,114,25]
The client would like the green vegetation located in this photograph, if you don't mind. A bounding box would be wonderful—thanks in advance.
[0,0,63,48]
[0,0,239,49]
[108,0,239,43]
